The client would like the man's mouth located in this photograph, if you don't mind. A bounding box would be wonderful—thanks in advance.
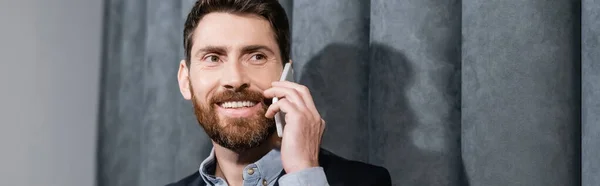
[217,101,259,109]
[215,100,262,118]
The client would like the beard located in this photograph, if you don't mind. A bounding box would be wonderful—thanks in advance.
[190,85,275,152]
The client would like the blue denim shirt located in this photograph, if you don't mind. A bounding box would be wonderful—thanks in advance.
[199,148,329,186]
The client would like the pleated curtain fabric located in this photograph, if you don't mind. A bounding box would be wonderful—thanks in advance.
[582,0,600,186]
[97,0,599,185]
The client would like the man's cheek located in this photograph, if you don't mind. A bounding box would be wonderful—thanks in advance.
[191,82,215,102]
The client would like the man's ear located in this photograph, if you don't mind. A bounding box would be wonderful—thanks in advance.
[177,60,192,100]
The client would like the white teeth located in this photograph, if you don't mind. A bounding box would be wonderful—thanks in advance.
[221,101,256,108]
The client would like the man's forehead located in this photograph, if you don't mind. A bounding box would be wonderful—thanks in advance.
[191,12,279,52]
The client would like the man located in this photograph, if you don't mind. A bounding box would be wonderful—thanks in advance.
[168,0,391,185]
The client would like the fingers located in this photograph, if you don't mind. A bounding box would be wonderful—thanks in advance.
[265,98,298,118]
[270,81,319,116]
[263,86,307,109]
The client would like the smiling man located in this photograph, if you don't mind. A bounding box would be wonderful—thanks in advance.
[168,0,391,186]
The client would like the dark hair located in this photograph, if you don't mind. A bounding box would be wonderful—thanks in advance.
[183,0,290,66]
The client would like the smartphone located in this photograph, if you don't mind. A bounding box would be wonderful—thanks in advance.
[273,63,294,137]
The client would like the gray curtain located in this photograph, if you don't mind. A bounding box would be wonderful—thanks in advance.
[97,0,598,185]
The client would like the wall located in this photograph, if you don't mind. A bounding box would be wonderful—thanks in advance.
[0,0,103,185]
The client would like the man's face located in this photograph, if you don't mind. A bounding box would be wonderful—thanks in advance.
[178,13,284,151]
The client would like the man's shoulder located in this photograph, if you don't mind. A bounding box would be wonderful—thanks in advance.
[318,148,392,185]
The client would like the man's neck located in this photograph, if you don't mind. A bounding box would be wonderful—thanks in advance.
[213,135,280,186]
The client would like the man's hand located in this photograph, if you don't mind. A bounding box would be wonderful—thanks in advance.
[263,81,325,173]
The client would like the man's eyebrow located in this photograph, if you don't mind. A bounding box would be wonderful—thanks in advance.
[194,45,228,57]
[241,45,275,54]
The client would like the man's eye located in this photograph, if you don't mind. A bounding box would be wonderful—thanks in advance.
[250,54,266,61]
[203,55,220,63]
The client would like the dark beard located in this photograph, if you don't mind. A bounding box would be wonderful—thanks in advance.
[190,85,275,152]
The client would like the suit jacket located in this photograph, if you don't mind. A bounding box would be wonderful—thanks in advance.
[166,148,392,186]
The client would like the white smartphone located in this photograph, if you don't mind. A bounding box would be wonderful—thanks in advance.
[273,63,294,137]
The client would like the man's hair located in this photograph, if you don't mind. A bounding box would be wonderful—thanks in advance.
[183,0,290,66]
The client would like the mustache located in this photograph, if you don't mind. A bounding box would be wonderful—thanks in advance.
[210,89,270,105]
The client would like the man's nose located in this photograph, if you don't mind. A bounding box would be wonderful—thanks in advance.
[221,61,249,91]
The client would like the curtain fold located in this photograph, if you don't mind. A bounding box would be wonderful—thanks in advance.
[462,0,580,185]
[369,0,462,185]
[138,1,190,185]
[582,0,599,185]
[98,0,147,186]
[97,0,596,185]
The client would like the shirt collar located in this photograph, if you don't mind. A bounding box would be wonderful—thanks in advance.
[198,148,284,185]
[199,148,220,184]
[254,148,284,184]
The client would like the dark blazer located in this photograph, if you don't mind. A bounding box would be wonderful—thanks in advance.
[166,148,392,186]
